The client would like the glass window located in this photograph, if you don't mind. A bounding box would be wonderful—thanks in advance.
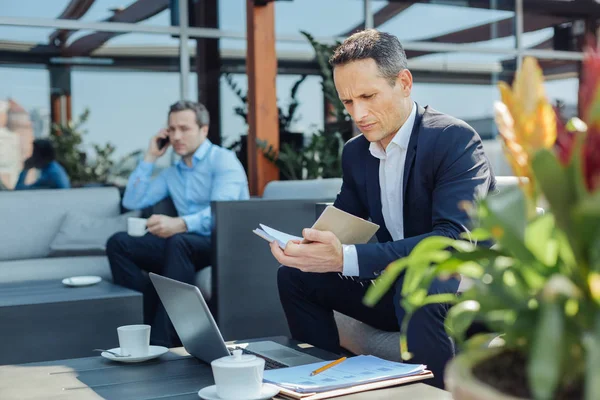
[0,0,70,18]
[80,0,172,25]
[220,72,324,149]
[378,1,515,47]
[220,0,365,38]
[524,7,588,54]
[274,0,364,38]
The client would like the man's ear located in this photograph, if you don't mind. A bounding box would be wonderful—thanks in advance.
[201,125,209,137]
[398,69,413,96]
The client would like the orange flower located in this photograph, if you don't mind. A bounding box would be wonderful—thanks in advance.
[494,57,557,197]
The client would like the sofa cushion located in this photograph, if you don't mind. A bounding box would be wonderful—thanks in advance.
[49,210,140,257]
[0,187,122,261]
[0,256,112,284]
[195,267,212,301]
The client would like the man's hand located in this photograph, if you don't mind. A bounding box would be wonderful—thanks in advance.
[269,228,343,273]
[144,129,170,163]
[147,214,187,238]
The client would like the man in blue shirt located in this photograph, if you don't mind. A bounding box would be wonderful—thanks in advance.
[14,139,71,190]
[106,101,249,347]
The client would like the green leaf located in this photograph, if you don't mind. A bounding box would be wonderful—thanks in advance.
[525,213,559,266]
[571,192,600,264]
[421,293,459,307]
[463,333,504,352]
[531,149,578,250]
[445,300,480,343]
[460,228,491,242]
[401,252,451,297]
[485,185,528,239]
[528,300,564,400]
[409,236,461,255]
[584,314,600,400]
[363,258,410,307]
[480,191,539,266]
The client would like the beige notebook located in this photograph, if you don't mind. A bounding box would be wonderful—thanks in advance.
[253,206,379,248]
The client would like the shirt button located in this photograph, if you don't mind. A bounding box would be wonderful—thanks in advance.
[374,271,380,276]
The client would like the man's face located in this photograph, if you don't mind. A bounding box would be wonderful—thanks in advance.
[333,58,412,144]
[167,110,208,157]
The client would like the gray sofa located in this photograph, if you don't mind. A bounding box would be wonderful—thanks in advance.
[0,180,344,342]
[0,187,122,284]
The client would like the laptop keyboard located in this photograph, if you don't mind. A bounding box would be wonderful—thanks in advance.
[230,346,288,370]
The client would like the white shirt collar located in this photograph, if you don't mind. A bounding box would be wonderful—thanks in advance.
[369,101,417,160]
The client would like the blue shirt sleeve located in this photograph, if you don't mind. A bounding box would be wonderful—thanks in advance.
[14,168,64,190]
[121,161,169,210]
[181,151,249,235]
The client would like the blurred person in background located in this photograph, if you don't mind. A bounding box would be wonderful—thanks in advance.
[14,139,70,190]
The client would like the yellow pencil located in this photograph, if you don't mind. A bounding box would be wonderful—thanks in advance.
[310,357,347,376]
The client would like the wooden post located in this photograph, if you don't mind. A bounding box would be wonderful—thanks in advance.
[246,0,279,196]
[49,66,71,125]
[193,0,222,146]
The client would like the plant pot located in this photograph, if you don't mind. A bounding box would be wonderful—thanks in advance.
[445,349,529,400]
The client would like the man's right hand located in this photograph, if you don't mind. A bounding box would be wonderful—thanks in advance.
[144,129,170,163]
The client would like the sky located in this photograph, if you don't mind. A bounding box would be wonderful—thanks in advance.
[0,0,580,162]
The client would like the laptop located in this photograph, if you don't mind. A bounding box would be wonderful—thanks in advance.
[149,272,324,369]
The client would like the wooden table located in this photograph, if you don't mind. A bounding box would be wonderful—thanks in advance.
[0,339,453,400]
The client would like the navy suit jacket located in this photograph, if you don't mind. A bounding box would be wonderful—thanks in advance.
[333,104,496,279]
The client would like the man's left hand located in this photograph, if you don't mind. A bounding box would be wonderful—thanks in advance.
[147,214,187,238]
[269,228,343,273]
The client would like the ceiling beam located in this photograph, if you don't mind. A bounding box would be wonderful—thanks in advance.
[62,0,169,57]
[390,0,600,18]
[405,13,569,59]
[48,0,96,47]
[339,2,413,36]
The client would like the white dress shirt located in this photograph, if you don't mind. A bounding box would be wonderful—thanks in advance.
[342,102,417,276]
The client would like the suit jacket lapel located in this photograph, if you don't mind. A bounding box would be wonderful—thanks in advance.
[403,104,425,199]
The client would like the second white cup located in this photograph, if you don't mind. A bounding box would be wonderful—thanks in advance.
[117,324,150,357]
[127,217,148,237]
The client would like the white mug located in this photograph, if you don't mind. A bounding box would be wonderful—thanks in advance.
[127,217,148,237]
[117,324,150,357]
[211,350,265,400]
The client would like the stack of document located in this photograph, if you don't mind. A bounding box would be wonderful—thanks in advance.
[264,355,429,394]
[253,205,380,249]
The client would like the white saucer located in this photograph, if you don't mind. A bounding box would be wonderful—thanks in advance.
[100,346,168,363]
[198,383,279,400]
[62,276,102,287]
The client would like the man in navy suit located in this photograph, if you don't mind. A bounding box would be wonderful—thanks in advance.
[270,29,495,389]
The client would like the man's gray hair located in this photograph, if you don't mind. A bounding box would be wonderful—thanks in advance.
[329,29,408,86]
[169,100,210,127]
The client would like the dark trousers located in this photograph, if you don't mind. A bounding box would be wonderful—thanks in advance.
[106,232,211,347]
[277,266,459,389]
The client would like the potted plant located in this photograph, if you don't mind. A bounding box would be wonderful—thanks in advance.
[363,47,600,399]
[50,108,116,187]
[300,31,354,142]
[223,72,307,176]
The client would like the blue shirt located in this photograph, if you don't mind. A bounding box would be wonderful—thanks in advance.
[122,139,250,236]
[14,161,71,190]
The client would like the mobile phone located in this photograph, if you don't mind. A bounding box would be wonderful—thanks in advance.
[157,136,170,150]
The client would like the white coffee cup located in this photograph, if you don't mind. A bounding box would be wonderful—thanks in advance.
[127,217,148,237]
[117,324,150,357]
[211,349,265,400]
